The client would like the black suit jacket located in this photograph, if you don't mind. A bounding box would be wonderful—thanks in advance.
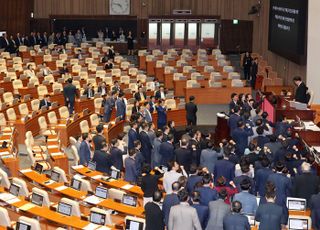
[134,92,147,101]
[175,147,192,173]
[295,82,308,104]
[39,99,51,109]
[251,62,258,76]
[185,102,198,121]
[141,174,161,197]
[92,134,106,151]
[63,83,77,102]
[92,150,113,174]
[145,202,165,230]
[155,90,166,100]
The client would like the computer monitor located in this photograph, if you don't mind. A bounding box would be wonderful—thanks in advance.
[287,197,307,211]
[71,178,82,191]
[245,215,255,226]
[9,184,20,196]
[288,217,309,230]
[31,192,44,206]
[51,170,60,182]
[57,202,72,216]
[16,222,31,230]
[111,169,120,179]
[122,194,137,207]
[88,161,96,171]
[90,211,106,225]
[34,163,43,174]
[95,186,108,199]
[125,216,145,230]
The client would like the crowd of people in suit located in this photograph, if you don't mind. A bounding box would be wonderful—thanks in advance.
[73,87,319,230]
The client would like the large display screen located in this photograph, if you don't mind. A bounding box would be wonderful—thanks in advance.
[268,0,308,64]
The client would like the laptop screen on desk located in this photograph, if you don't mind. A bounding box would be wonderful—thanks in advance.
[16,222,31,230]
[57,202,72,216]
[9,184,20,196]
[288,218,309,230]
[95,186,108,199]
[287,197,306,211]
[122,194,137,207]
[31,192,44,206]
[125,219,144,230]
[51,170,60,182]
[71,178,82,191]
[90,211,106,225]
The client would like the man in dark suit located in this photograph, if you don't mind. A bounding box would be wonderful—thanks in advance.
[310,189,320,230]
[223,201,250,230]
[134,86,147,102]
[92,124,106,151]
[79,133,91,166]
[111,80,121,93]
[229,93,239,114]
[255,157,273,197]
[195,174,218,206]
[110,138,126,171]
[29,32,37,47]
[251,57,258,89]
[186,164,203,195]
[231,121,253,156]
[124,149,138,183]
[39,94,52,109]
[83,84,95,98]
[162,182,180,227]
[59,63,69,75]
[145,191,165,230]
[140,123,153,164]
[228,106,242,135]
[15,33,23,47]
[92,143,113,174]
[148,96,156,113]
[175,139,193,173]
[116,92,126,120]
[128,122,138,150]
[293,76,309,104]
[0,33,10,51]
[134,140,145,176]
[267,162,292,207]
[253,126,270,148]
[103,91,116,122]
[191,191,209,229]
[214,153,235,184]
[292,162,320,207]
[185,96,198,126]
[159,134,175,167]
[63,78,77,114]
[155,86,166,100]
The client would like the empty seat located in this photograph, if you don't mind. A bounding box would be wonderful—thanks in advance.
[0,207,10,227]
[26,147,50,170]
[44,74,55,83]
[88,63,97,72]
[183,66,193,73]
[29,77,40,86]
[6,108,16,122]
[52,166,68,183]
[111,68,121,77]
[128,68,138,76]
[17,216,41,230]
[96,70,106,78]
[70,58,79,66]
[165,99,177,110]
[31,99,40,112]
[120,61,130,70]
[18,103,29,117]
[228,72,241,79]
[72,65,81,73]
[114,56,123,64]
[31,187,51,207]
[164,66,174,74]
[186,80,198,88]
[43,54,52,62]
[146,82,155,91]
[38,116,55,135]
[128,83,138,93]
[156,60,165,68]
[137,74,147,83]
[3,92,13,104]
[12,79,23,93]
[37,85,48,98]
[191,72,201,80]
[94,98,103,114]
[59,198,81,217]
[120,75,130,84]
[231,79,244,87]
[47,111,58,125]
[0,168,10,189]
[79,120,89,133]
[59,106,70,119]
[173,73,183,80]
[90,114,100,128]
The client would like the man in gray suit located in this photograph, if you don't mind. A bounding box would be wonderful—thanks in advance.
[206,188,230,230]
[168,189,202,230]
[200,142,223,174]
[143,102,153,123]
[152,130,163,168]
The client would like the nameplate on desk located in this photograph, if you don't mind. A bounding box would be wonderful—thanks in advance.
[19,203,36,211]
[82,223,100,230]
[121,184,134,190]
[92,175,102,180]
[72,165,84,169]
[55,185,68,191]
[20,168,33,174]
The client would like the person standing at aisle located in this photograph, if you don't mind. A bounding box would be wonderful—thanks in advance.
[63,78,77,115]
[251,58,258,89]
[127,31,134,55]
[242,52,252,80]
[185,96,198,126]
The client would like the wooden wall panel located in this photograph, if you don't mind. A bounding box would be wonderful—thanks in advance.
[31,0,306,83]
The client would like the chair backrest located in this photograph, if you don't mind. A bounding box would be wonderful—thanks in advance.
[73,80,81,89]
[183,65,193,73]
[70,58,79,66]
[0,207,10,227]
[37,85,48,98]
[72,65,82,73]
[17,216,41,230]
[128,83,138,93]
[231,79,244,87]
[7,72,17,80]
[12,177,29,196]
[77,177,92,192]
[29,77,40,86]
[52,82,63,92]
[3,92,13,104]
[70,145,80,165]
[128,68,138,76]
[79,120,89,133]
[186,80,197,88]
[209,81,222,88]
[56,60,64,68]
[217,59,227,67]
[191,72,201,80]
[18,103,29,117]
[85,57,94,64]
[228,72,240,80]
[26,147,37,165]
[0,113,6,128]
[88,63,97,72]
[59,53,68,61]
[103,77,113,86]
[165,99,177,110]
[60,197,81,217]
[44,74,54,83]
[90,114,100,128]
[120,75,130,84]
[43,54,52,62]
[137,74,147,83]
[31,187,50,207]
[38,116,48,131]
[94,98,103,113]
[18,45,27,52]
[31,99,40,112]
[223,65,234,73]
[65,43,73,49]
[12,79,23,90]
[47,111,58,125]
[126,104,134,117]
[114,56,123,64]
[6,108,16,121]
[52,166,68,183]
[146,82,155,91]
[59,106,70,119]
[96,70,106,78]
[111,68,121,77]
[0,168,10,189]
[120,61,130,70]
[108,188,126,201]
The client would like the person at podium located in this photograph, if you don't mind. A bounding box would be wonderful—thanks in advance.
[293,76,309,104]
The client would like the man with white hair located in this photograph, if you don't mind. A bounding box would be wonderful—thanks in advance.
[292,162,320,207]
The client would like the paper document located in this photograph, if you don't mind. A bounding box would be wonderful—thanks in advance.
[19,203,36,211]
[20,168,33,174]
[83,195,102,205]
[6,197,21,204]
[82,223,100,230]
[121,184,134,190]
[55,185,68,191]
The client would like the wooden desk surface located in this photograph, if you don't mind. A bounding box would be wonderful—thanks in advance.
[98,199,145,218]
[184,87,252,104]
[72,165,144,196]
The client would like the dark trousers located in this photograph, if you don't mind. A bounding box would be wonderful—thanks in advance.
[65,99,74,115]
[187,118,197,126]
[251,74,257,89]
[244,66,251,80]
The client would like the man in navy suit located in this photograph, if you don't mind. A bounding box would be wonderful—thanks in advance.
[124,149,138,183]
[255,157,273,197]
[148,96,156,113]
[293,76,309,104]
[156,99,167,129]
[229,93,239,114]
[223,201,250,230]
[231,121,253,156]
[195,174,218,206]
[103,91,116,122]
[140,122,153,164]
[214,153,235,184]
[162,182,180,227]
[128,122,138,150]
[134,140,145,176]
[115,92,126,120]
[186,164,203,195]
[92,143,113,174]
[159,134,175,167]
[79,133,91,165]
[310,189,320,230]
[267,162,292,207]
[253,126,270,148]
[175,138,192,173]
[191,191,209,229]
[233,178,258,215]
[155,86,167,100]
[228,106,242,135]
[110,138,126,171]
